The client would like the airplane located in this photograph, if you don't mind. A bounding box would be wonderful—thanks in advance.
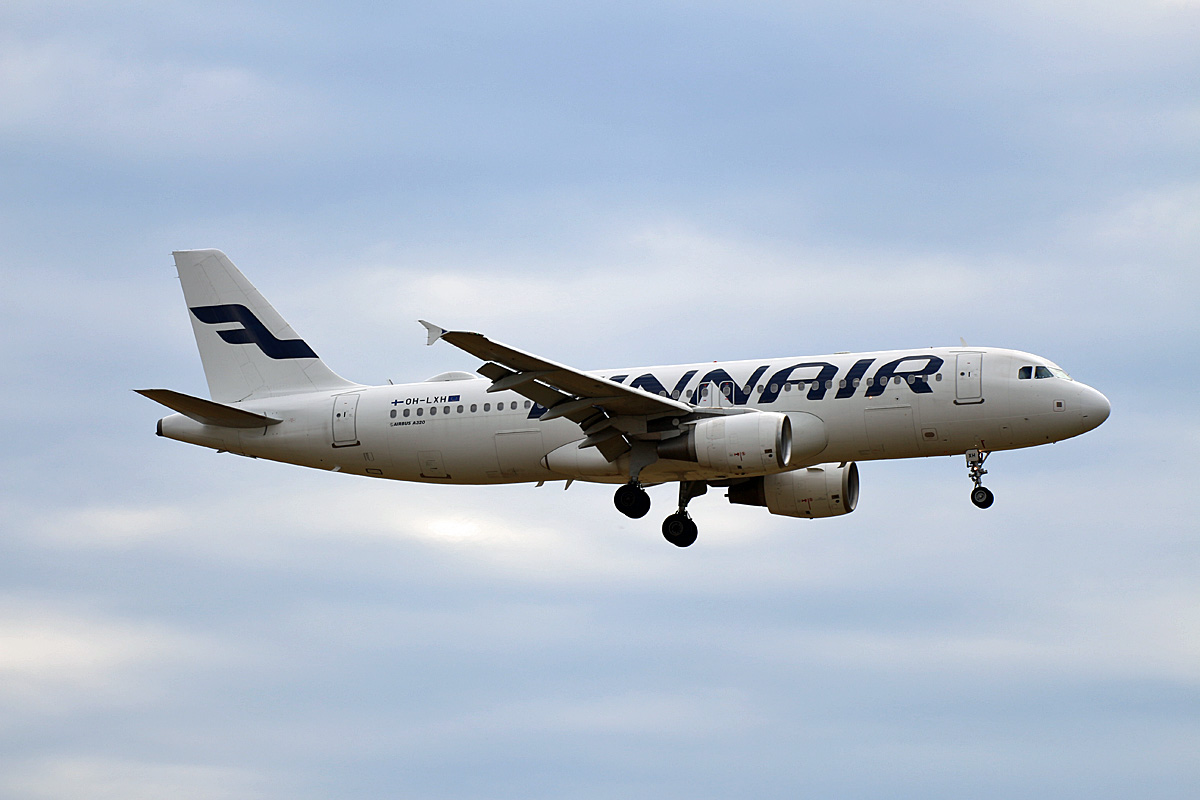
[138,249,1111,547]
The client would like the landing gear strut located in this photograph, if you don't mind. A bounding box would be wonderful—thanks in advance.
[662,481,706,547]
[614,481,651,519]
[965,449,994,509]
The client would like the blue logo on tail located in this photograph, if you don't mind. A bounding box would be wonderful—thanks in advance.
[190,304,318,360]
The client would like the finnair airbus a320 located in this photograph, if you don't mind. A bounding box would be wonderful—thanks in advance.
[139,250,1110,547]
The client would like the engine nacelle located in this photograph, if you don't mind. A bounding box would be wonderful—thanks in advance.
[727,462,859,518]
[658,411,791,476]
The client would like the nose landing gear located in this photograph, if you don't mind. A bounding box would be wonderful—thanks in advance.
[966,449,994,508]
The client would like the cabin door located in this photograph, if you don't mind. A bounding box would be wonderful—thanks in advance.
[332,394,360,447]
[955,353,983,404]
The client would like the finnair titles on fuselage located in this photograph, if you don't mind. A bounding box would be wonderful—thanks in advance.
[139,250,1110,547]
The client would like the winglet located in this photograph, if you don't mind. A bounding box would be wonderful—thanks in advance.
[419,320,446,346]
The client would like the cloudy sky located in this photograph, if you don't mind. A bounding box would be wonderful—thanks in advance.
[2,1,1199,797]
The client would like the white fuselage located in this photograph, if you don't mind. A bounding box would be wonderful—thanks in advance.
[158,346,1110,486]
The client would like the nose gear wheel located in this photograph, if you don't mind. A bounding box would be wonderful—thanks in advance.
[971,485,995,508]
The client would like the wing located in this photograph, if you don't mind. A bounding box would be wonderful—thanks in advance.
[420,321,692,460]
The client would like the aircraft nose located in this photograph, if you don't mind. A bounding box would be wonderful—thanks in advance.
[1079,385,1111,431]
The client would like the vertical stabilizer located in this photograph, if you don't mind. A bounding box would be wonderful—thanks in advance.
[173,249,357,402]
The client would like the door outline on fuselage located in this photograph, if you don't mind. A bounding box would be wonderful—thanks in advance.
[954,353,984,405]
[495,429,547,479]
[864,405,920,457]
[418,449,451,480]
[332,393,361,447]
[718,381,735,406]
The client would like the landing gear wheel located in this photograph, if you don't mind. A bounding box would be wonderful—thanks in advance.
[964,450,995,509]
[971,486,995,509]
[614,482,651,519]
[662,512,698,548]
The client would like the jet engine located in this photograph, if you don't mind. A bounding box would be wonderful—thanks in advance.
[658,411,791,476]
[727,462,859,518]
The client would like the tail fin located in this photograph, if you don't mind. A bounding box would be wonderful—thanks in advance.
[173,249,357,402]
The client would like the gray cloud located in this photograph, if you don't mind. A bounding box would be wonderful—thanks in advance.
[1,1,1198,797]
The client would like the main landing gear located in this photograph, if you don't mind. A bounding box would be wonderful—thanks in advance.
[966,449,995,509]
[662,513,698,548]
[662,481,706,548]
[613,480,707,547]
[614,481,651,519]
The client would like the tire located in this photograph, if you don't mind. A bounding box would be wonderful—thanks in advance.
[971,486,995,509]
[662,513,698,547]
[614,483,651,519]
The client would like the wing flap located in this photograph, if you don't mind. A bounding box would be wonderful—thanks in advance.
[135,389,283,428]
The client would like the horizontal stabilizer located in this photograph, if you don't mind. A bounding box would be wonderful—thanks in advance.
[135,389,283,428]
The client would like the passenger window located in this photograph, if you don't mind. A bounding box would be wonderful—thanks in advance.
[510,401,518,410]
[430,407,437,415]
[1018,366,1032,380]
[470,404,477,413]
[403,408,410,417]
[1035,366,1054,379]
[457,405,463,413]
[389,409,396,418]
[416,408,423,417]
[524,401,531,409]
[443,406,450,414]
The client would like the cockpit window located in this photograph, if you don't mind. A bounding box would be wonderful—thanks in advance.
[1029,365,1073,380]
[1018,366,1033,380]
